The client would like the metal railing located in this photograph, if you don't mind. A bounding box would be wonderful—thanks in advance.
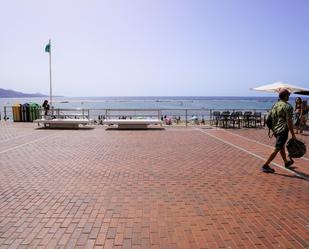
[1,106,269,127]
[47,108,90,119]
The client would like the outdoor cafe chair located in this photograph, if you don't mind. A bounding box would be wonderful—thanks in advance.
[220,111,230,128]
[236,111,243,127]
[212,111,221,127]
[230,111,241,128]
[251,112,262,128]
[242,111,252,127]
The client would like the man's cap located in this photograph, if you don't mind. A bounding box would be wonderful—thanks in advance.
[279,88,290,99]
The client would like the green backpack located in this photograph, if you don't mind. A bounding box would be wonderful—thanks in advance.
[265,108,274,137]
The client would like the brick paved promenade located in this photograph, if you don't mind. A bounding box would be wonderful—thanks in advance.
[0,122,308,249]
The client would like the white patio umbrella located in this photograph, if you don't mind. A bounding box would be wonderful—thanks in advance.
[251,81,309,95]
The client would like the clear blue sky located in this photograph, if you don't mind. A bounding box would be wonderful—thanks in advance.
[1,0,308,96]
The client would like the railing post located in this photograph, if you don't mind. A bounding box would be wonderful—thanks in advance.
[185,109,188,127]
[4,106,7,121]
[210,109,212,123]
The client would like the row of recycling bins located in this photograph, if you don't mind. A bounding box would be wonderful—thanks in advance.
[12,103,41,122]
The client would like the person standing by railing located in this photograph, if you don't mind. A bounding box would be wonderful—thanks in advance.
[300,100,309,134]
[42,100,50,116]
[294,97,302,134]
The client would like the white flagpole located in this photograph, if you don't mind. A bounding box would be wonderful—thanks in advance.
[49,39,53,107]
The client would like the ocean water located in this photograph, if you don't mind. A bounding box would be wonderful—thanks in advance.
[1,96,306,120]
[0,96,281,110]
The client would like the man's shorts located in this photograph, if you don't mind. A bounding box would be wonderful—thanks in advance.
[274,130,289,150]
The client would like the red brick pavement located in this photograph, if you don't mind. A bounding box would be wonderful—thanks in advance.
[225,127,309,159]
[199,128,309,176]
[0,122,308,249]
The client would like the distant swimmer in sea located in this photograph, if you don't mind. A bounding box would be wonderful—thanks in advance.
[42,100,50,116]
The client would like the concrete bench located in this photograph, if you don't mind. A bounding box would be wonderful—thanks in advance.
[103,119,162,129]
[34,118,92,129]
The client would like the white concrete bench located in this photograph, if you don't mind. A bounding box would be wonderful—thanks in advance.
[34,118,92,129]
[103,119,162,129]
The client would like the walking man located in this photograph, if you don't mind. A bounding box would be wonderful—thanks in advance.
[262,88,296,173]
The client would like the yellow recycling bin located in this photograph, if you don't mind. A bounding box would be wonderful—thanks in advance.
[12,103,21,122]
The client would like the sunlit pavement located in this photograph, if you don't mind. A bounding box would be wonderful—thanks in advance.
[0,122,308,249]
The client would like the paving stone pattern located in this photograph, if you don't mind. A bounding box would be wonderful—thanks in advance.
[0,122,308,249]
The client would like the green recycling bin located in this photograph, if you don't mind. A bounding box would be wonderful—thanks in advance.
[12,103,21,122]
[29,102,40,121]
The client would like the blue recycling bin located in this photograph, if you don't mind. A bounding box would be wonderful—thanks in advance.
[22,103,31,122]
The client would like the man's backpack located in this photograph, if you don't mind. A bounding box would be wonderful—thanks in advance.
[265,112,274,137]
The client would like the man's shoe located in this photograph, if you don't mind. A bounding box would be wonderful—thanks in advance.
[262,165,275,173]
[285,159,294,168]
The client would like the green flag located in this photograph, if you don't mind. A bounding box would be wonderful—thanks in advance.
[45,42,51,53]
